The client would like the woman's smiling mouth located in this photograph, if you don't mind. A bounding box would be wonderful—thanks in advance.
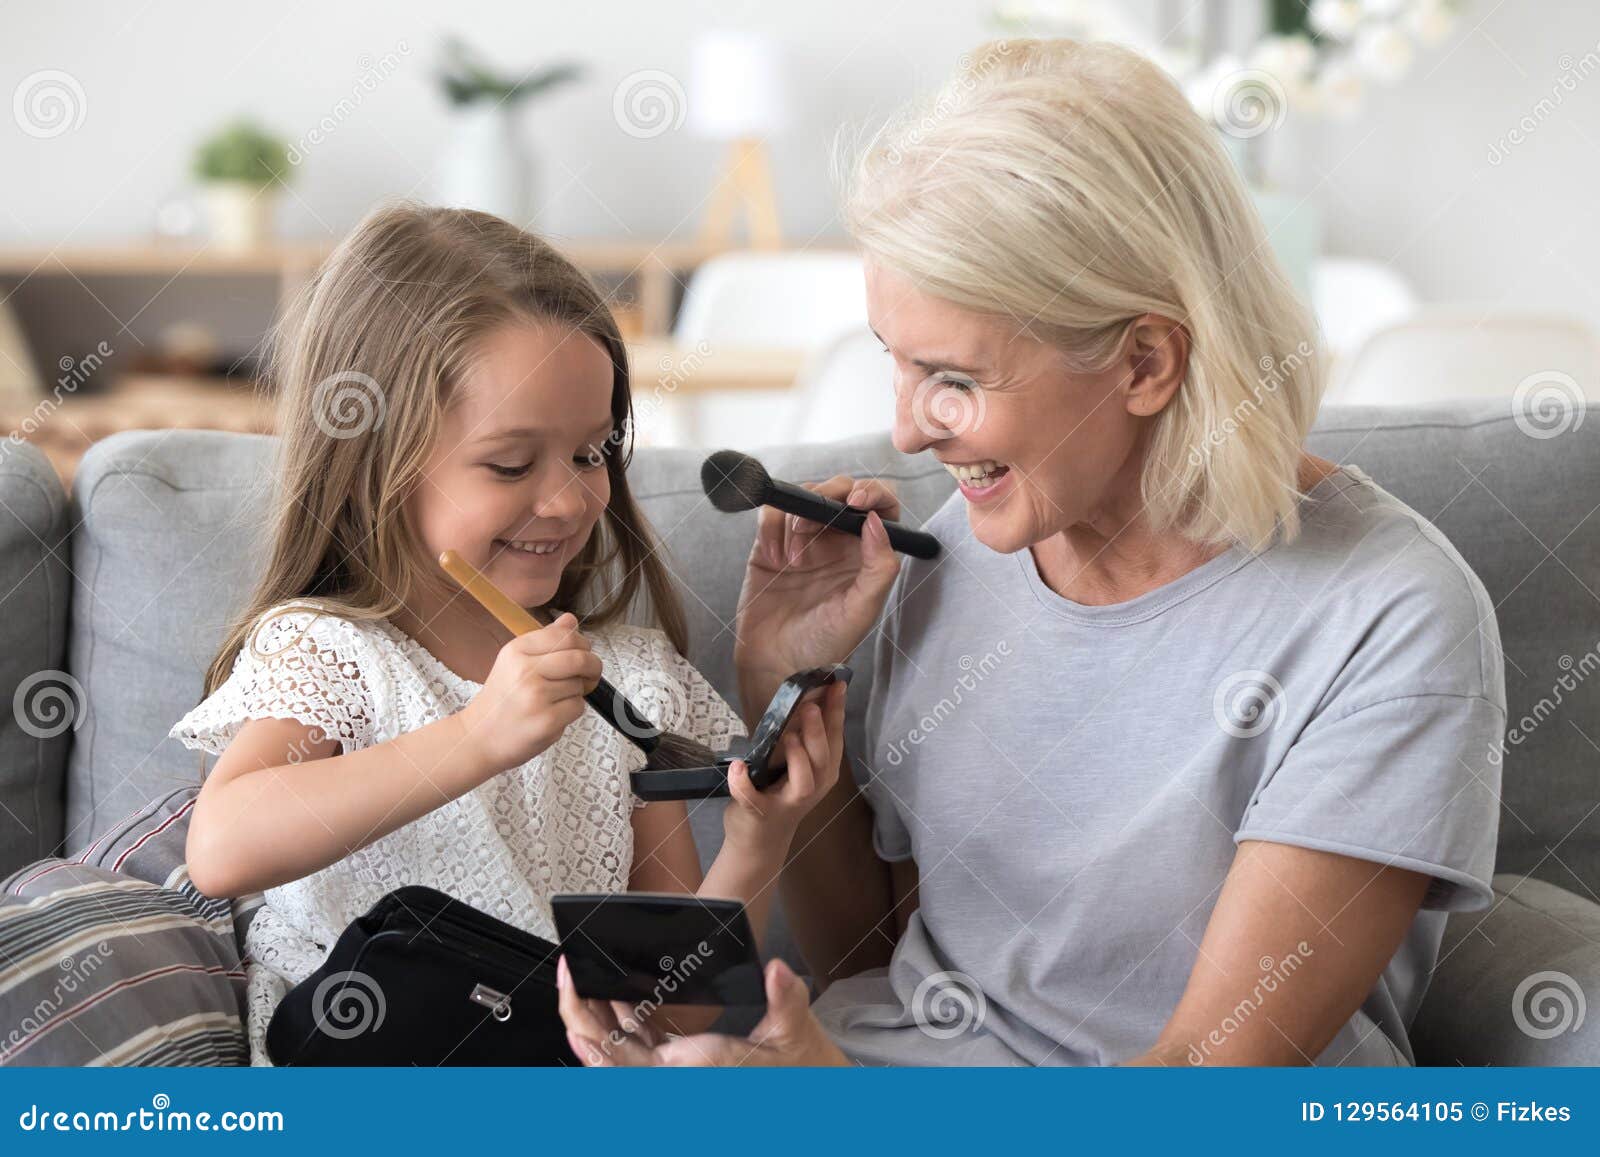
[942,459,1013,502]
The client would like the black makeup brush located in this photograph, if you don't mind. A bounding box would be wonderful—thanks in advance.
[438,551,719,771]
[701,450,941,560]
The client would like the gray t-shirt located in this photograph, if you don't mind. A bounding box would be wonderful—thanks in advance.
[811,465,1505,1066]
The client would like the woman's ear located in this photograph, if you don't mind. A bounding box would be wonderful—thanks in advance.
[1123,314,1190,417]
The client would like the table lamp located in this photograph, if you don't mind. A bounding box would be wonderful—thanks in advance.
[689,31,790,250]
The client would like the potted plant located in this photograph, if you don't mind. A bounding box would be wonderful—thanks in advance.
[434,36,581,223]
[192,119,290,250]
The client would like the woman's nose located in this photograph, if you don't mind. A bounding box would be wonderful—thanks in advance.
[891,369,935,455]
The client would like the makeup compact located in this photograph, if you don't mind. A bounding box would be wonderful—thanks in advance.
[629,665,853,801]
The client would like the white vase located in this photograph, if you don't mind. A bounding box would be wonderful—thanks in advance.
[436,103,532,224]
[200,181,276,250]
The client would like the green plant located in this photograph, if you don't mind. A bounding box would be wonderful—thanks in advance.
[192,119,290,186]
[436,36,581,107]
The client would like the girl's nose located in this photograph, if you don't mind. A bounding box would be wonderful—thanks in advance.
[534,470,589,521]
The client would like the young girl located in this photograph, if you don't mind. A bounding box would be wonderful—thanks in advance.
[170,201,847,1065]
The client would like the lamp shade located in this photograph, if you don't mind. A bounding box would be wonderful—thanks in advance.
[688,31,790,140]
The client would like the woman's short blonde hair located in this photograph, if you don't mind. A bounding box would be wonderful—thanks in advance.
[844,38,1325,549]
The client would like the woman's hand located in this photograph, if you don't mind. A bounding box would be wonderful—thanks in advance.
[557,954,849,1067]
[734,476,904,704]
[455,612,602,775]
[720,681,846,855]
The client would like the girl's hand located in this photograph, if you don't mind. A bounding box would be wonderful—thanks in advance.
[721,680,846,855]
[734,476,904,692]
[455,612,602,775]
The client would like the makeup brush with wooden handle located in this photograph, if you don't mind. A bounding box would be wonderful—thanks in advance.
[437,550,719,771]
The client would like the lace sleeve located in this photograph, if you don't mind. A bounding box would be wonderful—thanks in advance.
[169,604,377,759]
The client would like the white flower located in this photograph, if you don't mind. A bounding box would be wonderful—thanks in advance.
[1359,0,1407,17]
[1310,0,1364,40]
[1249,34,1316,83]
[1317,58,1367,118]
[1354,22,1416,82]
[1405,0,1456,45]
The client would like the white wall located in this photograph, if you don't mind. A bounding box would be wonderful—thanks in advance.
[1284,1,1600,330]
[2,0,1597,358]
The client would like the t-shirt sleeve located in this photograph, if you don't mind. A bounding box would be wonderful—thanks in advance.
[169,604,377,760]
[1235,562,1506,912]
[856,570,916,864]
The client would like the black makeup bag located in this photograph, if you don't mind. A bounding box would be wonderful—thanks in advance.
[266,885,576,1066]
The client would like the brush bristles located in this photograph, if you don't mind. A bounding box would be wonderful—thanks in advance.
[701,449,770,513]
[643,729,721,771]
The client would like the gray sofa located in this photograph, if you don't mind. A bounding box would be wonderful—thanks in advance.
[2,400,1597,1064]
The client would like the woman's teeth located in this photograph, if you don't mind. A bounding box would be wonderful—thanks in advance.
[945,460,1008,485]
[498,538,562,555]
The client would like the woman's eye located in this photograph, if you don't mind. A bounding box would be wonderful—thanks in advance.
[576,446,606,470]
[933,372,977,392]
[486,462,532,479]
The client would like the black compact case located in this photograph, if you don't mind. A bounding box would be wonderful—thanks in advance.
[629,664,852,801]
[552,892,767,1008]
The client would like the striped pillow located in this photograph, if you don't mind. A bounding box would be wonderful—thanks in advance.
[0,787,248,1066]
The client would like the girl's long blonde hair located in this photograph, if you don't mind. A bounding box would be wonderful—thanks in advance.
[844,38,1327,549]
[204,201,686,696]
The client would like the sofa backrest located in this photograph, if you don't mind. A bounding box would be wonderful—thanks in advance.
[0,440,70,867]
[3,401,1598,902]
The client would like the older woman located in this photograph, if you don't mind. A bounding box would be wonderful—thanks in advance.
[560,38,1504,1067]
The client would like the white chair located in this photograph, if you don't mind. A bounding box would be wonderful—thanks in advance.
[1311,257,1417,397]
[670,250,868,447]
[672,250,866,348]
[784,327,897,444]
[1336,308,1600,407]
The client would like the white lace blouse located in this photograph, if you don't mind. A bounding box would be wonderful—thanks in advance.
[169,602,744,1065]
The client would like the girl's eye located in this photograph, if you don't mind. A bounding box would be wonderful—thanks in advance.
[486,462,532,479]
[576,446,607,471]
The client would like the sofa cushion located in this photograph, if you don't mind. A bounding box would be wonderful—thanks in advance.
[1307,404,1600,897]
[0,439,71,874]
[1411,873,1600,1065]
[0,785,247,1066]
